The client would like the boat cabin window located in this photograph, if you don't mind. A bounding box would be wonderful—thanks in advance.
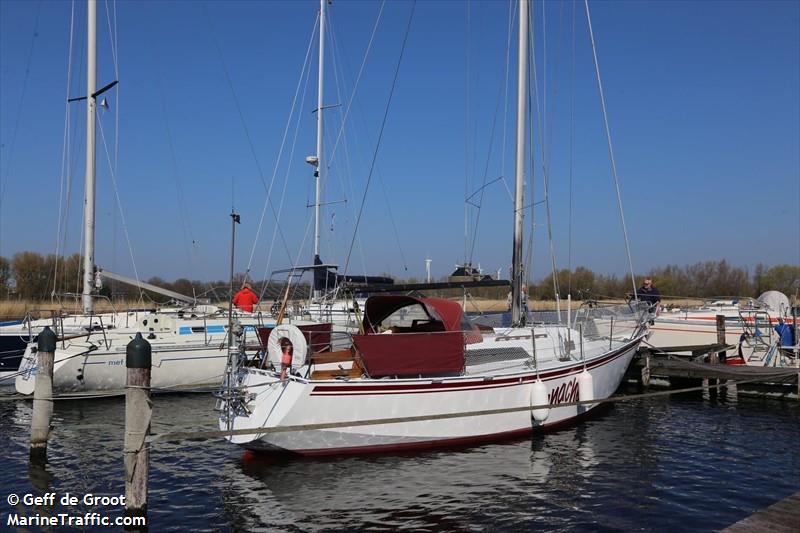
[377,303,446,333]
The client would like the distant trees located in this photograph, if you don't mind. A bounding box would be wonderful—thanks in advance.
[648,260,752,299]
[0,251,797,303]
[4,252,84,300]
[0,256,10,296]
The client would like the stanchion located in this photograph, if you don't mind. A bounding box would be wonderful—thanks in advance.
[124,333,151,529]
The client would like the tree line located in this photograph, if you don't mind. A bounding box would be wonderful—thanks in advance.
[0,252,797,303]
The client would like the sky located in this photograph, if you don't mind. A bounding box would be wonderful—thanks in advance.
[1,0,798,286]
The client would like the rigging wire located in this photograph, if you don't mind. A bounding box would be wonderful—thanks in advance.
[466,79,508,268]
[583,0,638,299]
[463,0,471,268]
[61,18,87,300]
[247,13,319,282]
[153,46,198,278]
[524,2,535,291]
[500,0,516,204]
[257,21,318,300]
[97,114,144,303]
[325,1,386,171]
[530,1,561,303]
[53,0,78,300]
[0,0,42,261]
[325,16,363,276]
[327,4,409,276]
[107,0,122,297]
[568,0,577,297]
[321,12,347,267]
[201,4,294,270]
[343,1,416,279]
[467,0,517,276]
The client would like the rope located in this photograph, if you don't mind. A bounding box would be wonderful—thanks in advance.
[583,0,637,299]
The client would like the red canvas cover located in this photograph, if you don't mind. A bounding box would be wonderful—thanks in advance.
[361,295,484,344]
[256,323,333,354]
[421,298,463,331]
[423,298,483,344]
[353,331,465,377]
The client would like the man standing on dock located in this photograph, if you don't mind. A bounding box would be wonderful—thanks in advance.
[638,276,661,316]
[774,317,794,348]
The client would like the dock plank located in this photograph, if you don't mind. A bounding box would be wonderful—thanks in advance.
[723,492,800,532]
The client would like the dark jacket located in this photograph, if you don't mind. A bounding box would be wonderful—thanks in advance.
[638,285,661,309]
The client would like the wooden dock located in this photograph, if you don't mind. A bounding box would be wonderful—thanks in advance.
[723,491,800,532]
[627,344,799,398]
[632,354,799,382]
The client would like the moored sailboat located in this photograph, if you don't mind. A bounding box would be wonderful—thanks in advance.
[217,0,649,456]
[11,0,319,396]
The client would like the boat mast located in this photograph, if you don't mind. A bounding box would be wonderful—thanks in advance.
[82,0,97,315]
[511,0,528,325]
[305,0,327,299]
[314,0,326,266]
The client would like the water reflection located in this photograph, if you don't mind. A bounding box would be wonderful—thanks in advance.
[1,390,798,531]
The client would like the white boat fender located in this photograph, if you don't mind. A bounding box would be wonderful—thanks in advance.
[267,325,308,371]
[578,369,594,404]
[530,379,549,422]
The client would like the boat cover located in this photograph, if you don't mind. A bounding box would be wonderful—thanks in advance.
[353,295,483,377]
[362,295,483,344]
[257,323,333,354]
[353,331,465,378]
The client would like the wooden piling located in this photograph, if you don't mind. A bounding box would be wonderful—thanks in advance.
[30,326,56,462]
[124,332,151,526]
[715,314,726,363]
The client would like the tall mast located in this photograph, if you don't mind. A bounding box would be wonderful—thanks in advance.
[314,0,326,264]
[511,0,528,325]
[82,0,97,314]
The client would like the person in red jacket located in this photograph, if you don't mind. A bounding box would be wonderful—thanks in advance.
[232,282,259,313]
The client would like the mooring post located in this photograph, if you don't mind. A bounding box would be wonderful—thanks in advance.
[792,306,799,399]
[713,314,726,364]
[124,333,151,526]
[708,314,727,396]
[30,326,57,462]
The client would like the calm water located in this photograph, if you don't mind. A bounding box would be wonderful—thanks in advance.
[1,386,799,531]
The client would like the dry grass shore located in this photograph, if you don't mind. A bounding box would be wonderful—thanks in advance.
[0,296,706,321]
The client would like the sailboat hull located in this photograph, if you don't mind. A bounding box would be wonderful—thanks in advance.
[15,337,230,395]
[223,337,640,456]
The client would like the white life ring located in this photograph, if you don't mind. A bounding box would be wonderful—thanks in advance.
[267,324,308,370]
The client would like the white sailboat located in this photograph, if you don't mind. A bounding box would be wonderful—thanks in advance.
[648,290,798,367]
[11,0,315,396]
[217,0,649,456]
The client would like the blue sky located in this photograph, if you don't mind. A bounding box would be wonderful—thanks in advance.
[1,0,798,285]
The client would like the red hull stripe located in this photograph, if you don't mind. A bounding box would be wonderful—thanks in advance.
[309,338,638,396]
